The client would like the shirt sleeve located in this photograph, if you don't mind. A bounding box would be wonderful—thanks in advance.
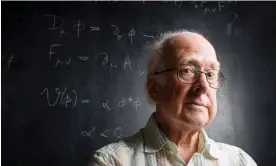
[237,148,257,166]
[89,151,117,166]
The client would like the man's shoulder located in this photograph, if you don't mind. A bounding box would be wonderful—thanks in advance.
[211,139,257,165]
[91,131,144,165]
[95,130,144,156]
[215,141,241,151]
[214,140,248,154]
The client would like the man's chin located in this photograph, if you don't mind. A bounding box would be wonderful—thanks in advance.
[181,112,208,128]
[170,115,208,129]
[163,109,208,128]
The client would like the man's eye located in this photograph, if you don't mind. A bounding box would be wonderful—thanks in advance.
[180,69,193,74]
[206,72,217,78]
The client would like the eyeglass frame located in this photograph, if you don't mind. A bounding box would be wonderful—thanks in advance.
[147,64,226,89]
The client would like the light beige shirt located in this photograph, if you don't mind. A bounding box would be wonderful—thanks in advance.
[90,113,257,166]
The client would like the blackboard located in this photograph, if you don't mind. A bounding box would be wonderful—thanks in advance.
[2,1,276,166]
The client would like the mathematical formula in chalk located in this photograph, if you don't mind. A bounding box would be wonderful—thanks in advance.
[102,96,141,112]
[40,88,142,111]
[48,45,145,76]
[44,14,160,44]
[81,126,123,139]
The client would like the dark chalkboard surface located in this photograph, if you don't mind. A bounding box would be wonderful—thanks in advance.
[2,1,276,166]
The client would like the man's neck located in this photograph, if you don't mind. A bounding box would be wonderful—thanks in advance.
[154,111,200,151]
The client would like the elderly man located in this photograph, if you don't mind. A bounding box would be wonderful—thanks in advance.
[90,30,257,166]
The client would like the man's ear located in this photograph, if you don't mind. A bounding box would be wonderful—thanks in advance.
[147,76,162,103]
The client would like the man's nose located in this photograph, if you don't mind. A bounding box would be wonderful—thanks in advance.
[193,72,209,94]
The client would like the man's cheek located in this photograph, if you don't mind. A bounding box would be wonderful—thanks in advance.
[208,91,217,104]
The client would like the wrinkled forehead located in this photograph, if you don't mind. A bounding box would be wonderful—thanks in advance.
[161,33,220,70]
[177,53,220,70]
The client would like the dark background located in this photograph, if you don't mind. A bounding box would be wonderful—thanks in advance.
[2,1,276,166]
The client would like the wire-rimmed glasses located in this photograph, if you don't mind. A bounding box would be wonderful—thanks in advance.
[148,64,226,89]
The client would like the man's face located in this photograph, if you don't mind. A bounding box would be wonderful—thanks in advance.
[156,34,219,129]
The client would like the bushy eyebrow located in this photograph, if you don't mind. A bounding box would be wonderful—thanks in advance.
[178,56,220,70]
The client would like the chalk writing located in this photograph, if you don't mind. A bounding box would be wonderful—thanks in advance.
[161,1,185,9]
[100,52,118,72]
[141,33,155,39]
[41,88,77,108]
[59,88,71,108]
[141,32,160,43]
[188,1,237,14]
[124,56,132,71]
[80,99,90,104]
[40,88,60,106]
[59,28,68,38]
[101,52,109,66]
[99,96,142,111]
[204,8,212,14]
[100,129,109,137]
[81,127,95,136]
[77,56,89,60]
[110,63,117,72]
[173,1,183,8]
[88,0,237,11]
[132,97,141,111]
[49,44,62,60]
[190,1,205,9]
[117,96,141,111]
[73,20,85,38]
[2,54,15,69]
[128,96,133,102]
[44,14,64,30]
[81,127,123,139]
[89,26,100,31]
[55,57,71,67]
[48,44,78,67]
[44,3,236,39]
[117,97,126,108]
[100,52,147,75]
[72,90,78,108]
[217,1,225,12]
[110,25,122,40]
[7,54,14,68]
[128,28,136,44]
[102,100,111,110]
[113,127,123,138]
[139,70,145,75]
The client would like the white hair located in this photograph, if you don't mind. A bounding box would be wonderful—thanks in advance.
[145,29,206,105]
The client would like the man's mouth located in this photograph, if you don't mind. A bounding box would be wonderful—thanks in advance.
[186,102,207,108]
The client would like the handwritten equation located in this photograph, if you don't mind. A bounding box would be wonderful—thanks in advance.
[102,96,141,111]
[40,88,141,111]
[49,44,73,68]
[44,14,160,44]
[92,1,237,12]
[41,87,89,108]
[188,1,237,13]
[39,1,238,139]
[81,126,122,139]
[48,44,145,75]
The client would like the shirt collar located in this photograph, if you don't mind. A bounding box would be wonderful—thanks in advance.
[142,113,220,159]
[200,128,221,159]
[142,113,170,153]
